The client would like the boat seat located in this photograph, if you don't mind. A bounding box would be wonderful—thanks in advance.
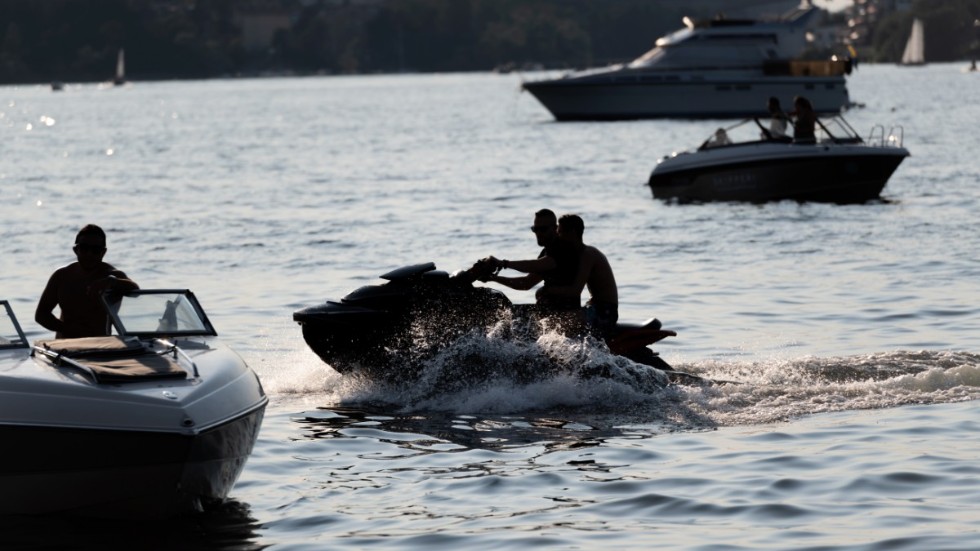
[34,336,187,383]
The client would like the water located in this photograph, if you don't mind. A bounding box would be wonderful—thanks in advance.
[2,64,979,549]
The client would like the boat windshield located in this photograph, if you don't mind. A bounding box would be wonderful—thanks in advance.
[0,300,29,350]
[103,290,217,338]
[695,114,864,150]
[814,115,863,143]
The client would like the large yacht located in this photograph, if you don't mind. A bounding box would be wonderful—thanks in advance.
[521,7,852,121]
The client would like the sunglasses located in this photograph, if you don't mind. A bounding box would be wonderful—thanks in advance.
[73,243,106,254]
[530,225,555,233]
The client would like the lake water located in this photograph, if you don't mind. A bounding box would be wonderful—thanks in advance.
[2,64,979,550]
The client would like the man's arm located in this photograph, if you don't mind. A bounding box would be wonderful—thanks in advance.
[487,272,543,291]
[86,269,139,295]
[486,255,556,275]
[107,270,139,292]
[35,272,66,334]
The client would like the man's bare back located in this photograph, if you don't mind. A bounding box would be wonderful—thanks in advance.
[579,245,618,307]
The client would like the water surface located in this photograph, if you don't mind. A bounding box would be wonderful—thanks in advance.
[2,64,979,549]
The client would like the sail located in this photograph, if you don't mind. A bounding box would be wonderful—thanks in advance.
[114,49,126,85]
[900,19,925,65]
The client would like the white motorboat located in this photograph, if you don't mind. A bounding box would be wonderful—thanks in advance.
[647,115,909,203]
[522,7,852,121]
[0,291,267,518]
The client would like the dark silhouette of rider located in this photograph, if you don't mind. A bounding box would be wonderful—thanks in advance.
[481,208,581,311]
[35,224,139,338]
[546,214,620,338]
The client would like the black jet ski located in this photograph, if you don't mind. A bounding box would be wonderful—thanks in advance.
[293,262,701,385]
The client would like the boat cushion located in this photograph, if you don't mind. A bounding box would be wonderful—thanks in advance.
[34,336,187,383]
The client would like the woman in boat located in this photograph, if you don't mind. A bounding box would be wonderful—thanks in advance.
[791,96,816,144]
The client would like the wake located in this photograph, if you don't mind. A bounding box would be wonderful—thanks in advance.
[262,328,980,427]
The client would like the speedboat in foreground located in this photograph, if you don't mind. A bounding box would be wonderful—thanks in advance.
[0,291,267,518]
[294,262,704,387]
[648,114,910,203]
[522,7,852,121]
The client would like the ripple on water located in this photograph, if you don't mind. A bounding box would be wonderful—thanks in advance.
[4,67,980,550]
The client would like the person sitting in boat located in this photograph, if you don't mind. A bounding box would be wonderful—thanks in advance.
[35,224,139,339]
[791,96,817,144]
[480,208,582,314]
[704,127,732,148]
[764,96,790,140]
[545,214,620,339]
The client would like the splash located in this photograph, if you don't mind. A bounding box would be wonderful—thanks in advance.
[279,319,676,413]
[265,319,980,426]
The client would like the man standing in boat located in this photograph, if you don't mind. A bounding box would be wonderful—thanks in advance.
[35,224,139,338]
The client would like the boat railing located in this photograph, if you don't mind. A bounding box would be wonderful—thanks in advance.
[887,126,904,148]
[156,338,201,378]
[868,125,885,146]
[867,124,904,148]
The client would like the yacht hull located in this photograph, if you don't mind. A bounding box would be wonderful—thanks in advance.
[523,75,849,121]
[648,145,908,203]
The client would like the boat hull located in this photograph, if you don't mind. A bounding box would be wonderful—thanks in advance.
[0,406,264,518]
[523,75,849,121]
[648,146,909,203]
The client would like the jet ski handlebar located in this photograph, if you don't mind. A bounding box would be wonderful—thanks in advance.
[454,258,499,285]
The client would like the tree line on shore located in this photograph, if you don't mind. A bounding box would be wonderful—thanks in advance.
[1,0,977,85]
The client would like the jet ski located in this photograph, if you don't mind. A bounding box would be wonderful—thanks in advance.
[0,291,267,518]
[293,262,701,385]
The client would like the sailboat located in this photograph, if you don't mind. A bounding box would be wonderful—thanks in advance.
[113,49,126,85]
[900,18,925,66]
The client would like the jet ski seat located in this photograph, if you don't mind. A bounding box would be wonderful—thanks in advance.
[613,318,663,331]
[605,318,677,356]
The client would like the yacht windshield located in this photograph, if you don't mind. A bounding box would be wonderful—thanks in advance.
[103,290,217,338]
[0,300,28,349]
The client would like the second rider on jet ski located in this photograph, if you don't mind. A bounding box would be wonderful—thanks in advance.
[478,209,619,339]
